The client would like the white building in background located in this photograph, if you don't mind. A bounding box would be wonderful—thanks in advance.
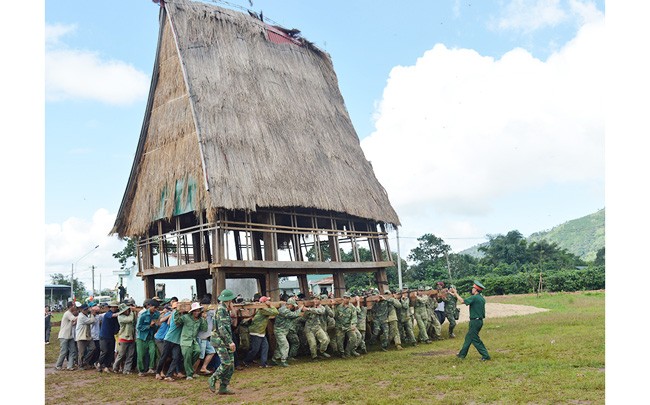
[114,266,257,305]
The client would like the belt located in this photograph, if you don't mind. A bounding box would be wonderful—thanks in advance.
[470,318,483,320]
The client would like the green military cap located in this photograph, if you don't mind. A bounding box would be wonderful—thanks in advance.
[343,292,351,298]
[473,280,485,291]
[287,298,297,306]
[320,294,329,300]
[218,289,236,302]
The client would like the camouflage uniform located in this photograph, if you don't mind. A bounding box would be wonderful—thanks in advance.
[334,301,358,357]
[323,304,338,354]
[442,291,458,337]
[371,298,390,350]
[385,296,403,349]
[272,302,301,365]
[354,304,368,353]
[397,295,417,345]
[208,302,235,393]
[426,295,442,340]
[303,303,330,359]
[414,294,431,343]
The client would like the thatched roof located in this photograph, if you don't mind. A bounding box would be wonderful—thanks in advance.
[111,0,399,237]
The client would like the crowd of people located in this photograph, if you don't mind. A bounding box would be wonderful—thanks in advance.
[50,281,465,395]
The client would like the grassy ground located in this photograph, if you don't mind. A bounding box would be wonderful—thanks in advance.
[44,291,605,404]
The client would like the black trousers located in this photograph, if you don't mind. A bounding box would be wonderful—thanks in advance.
[156,340,182,377]
[98,338,116,368]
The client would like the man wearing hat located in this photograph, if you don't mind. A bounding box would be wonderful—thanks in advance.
[175,301,208,379]
[209,289,237,395]
[450,281,491,361]
[75,303,95,370]
[98,301,120,372]
[112,303,137,374]
[271,297,302,367]
[136,299,160,376]
[334,293,360,358]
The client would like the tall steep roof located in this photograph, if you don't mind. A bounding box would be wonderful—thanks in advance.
[111,0,399,237]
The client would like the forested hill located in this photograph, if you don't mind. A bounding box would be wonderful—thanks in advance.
[460,208,605,262]
[527,208,605,262]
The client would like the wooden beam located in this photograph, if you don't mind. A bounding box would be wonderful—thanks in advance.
[375,268,389,293]
[196,277,207,299]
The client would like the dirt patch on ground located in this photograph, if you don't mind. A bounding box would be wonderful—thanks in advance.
[456,302,549,323]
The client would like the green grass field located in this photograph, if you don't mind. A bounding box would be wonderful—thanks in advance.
[44,291,605,404]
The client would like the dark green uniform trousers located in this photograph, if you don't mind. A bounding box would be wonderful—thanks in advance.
[458,319,490,359]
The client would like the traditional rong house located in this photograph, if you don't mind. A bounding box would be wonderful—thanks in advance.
[110,0,400,303]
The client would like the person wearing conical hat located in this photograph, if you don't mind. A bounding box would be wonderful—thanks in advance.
[209,289,237,395]
[450,281,491,361]
[175,301,208,380]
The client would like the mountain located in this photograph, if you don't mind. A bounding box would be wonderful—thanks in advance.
[459,208,605,262]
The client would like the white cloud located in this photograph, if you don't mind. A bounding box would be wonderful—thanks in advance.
[45,209,126,290]
[44,23,149,105]
[45,23,76,45]
[495,0,567,32]
[362,15,604,252]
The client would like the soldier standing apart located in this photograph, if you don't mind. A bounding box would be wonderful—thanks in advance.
[209,289,237,395]
[451,281,491,361]
[271,297,303,367]
[334,293,359,358]
[301,296,331,360]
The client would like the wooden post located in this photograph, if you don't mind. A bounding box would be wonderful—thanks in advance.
[144,276,155,300]
[268,271,280,301]
[333,271,346,298]
[212,268,226,298]
[375,268,389,293]
[196,277,207,300]
[298,274,309,296]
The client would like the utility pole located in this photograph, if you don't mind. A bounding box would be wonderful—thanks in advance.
[91,265,95,296]
[396,227,402,290]
[71,245,99,302]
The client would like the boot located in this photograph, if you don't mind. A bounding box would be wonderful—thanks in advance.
[396,345,403,350]
[218,384,235,395]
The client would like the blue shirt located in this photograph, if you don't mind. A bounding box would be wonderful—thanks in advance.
[155,316,170,340]
[99,310,120,339]
[163,310,182,344]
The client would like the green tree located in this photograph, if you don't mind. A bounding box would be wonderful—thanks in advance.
[50,273,87,301]
[479,230,528,267]
[594,247,605,266]
[113,237,137,270]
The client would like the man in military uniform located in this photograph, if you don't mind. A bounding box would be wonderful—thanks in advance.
[425,288,443,340]
[271,297,302,367]
[209,289,236,395]
[397,291,417,346]
[441,286,459,338]
[385,291,404,350]
[301,296,331,360]
[321,296,338,355]
[451,281,491,361]
[334,293,359,358]
[354,295,368,354]
[371,290,395,351]
[414,290,431,344]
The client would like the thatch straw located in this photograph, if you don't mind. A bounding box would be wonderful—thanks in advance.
[112,0,399,237]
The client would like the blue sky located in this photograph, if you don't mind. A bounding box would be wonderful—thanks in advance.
[38,0,609,291]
